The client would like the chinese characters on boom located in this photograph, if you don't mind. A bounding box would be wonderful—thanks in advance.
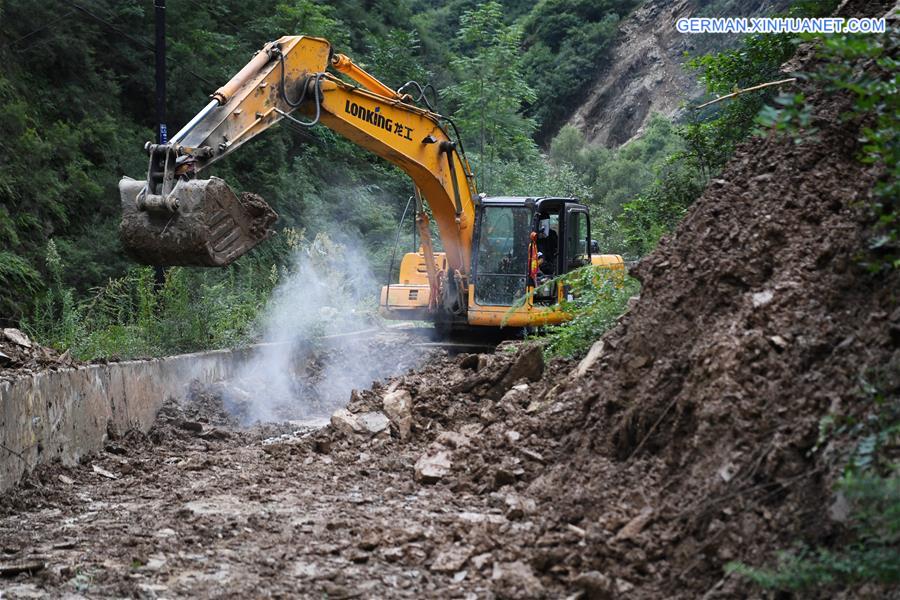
[345,100,414,141]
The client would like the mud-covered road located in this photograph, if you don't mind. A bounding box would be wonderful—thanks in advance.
[1,403,503,598]
[1,338,578,599]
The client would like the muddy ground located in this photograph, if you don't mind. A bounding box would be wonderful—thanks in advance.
[0,344,592,599]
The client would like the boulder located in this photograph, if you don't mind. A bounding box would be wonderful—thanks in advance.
[356,411,389,435]
[414,449,452,484]
[382,389,413,439]
[330,409,362,435]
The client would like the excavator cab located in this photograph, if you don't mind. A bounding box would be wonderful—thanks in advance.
[471,197,586,307]
[381,196,620,327]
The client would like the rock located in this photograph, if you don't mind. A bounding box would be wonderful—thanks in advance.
[768,335,789,349]
[492,561,545,599]
[508,345,544,381]
[290,560,319,578]
[199,428,231,441]
[0,560,46,577]
[487,345,544,399]
[0,350,10,366]
[144,555,167,571]
[526,397,554,414]
[347,389,367,412]
[501,383,530,404]
[504,493,536,520]
[414,449,452,484]
[91,464,119,480]
[752,289,774,307]
[2,328,32,348]
[458,354,480,370]
[626,355,649,369]
[58,474,74,485]
[519,448,544,464]
[177,420,203,433]
[356,411,389,435]
[573,571,614,600]
[575,341,605,377]
[612,507,653,542]
[330,408,362,435]
[380,547,404,563]
[430,545,472,573]
[382,390,413,439]
[459,423,483,437]
[829,491,851,523]
[717,461,737,483]
[471,552,493,571]
[493,467,518,489]
[455,512,507,525]
[357,533,381,551]
[435,431,471,449]
[505,430,521,444]
[57,348,72,366]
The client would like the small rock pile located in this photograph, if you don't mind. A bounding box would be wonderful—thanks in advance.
[0,328,76,382]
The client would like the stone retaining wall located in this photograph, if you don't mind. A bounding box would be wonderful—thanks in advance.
[0,347,257,492]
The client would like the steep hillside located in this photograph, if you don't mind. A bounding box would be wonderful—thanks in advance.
[565,0,791,147]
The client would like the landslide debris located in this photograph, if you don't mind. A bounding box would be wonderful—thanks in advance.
[0,328,77,382]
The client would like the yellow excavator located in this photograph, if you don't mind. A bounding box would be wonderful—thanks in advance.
[120,36,624,329]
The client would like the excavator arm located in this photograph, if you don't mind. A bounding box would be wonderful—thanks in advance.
[120,36,476,288]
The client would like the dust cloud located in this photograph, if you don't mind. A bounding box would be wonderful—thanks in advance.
[221,233,419,425]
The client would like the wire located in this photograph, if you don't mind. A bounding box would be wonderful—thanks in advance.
[1,10,76,51]
[384,195,415,311]
[396,80,437,112]
[57,0,216,88]
[277,50,325,126]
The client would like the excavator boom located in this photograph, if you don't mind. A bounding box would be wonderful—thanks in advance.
[120,36,475,277]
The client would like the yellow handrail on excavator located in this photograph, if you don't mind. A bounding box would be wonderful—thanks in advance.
[119,35,624,329]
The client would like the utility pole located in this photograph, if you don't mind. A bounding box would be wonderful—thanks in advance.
[155,0,167,144]
[154,0,167,286]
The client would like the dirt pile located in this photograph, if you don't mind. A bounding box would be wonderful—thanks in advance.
[0,328,77,382]
[530,1,900,596]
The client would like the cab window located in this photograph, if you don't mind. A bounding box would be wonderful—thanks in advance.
[475,206,531,305]
[565,210,590,270]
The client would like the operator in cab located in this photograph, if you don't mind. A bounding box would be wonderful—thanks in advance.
[536,216,558,275]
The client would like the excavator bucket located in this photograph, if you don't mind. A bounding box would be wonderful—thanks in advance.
[119,176,278,267]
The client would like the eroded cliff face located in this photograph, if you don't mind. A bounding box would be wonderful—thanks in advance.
[565,0,790,148]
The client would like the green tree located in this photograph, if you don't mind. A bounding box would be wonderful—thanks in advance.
[441,1,537,192]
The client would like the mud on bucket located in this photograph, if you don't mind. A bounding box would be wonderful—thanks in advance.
[119,176,278,267]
